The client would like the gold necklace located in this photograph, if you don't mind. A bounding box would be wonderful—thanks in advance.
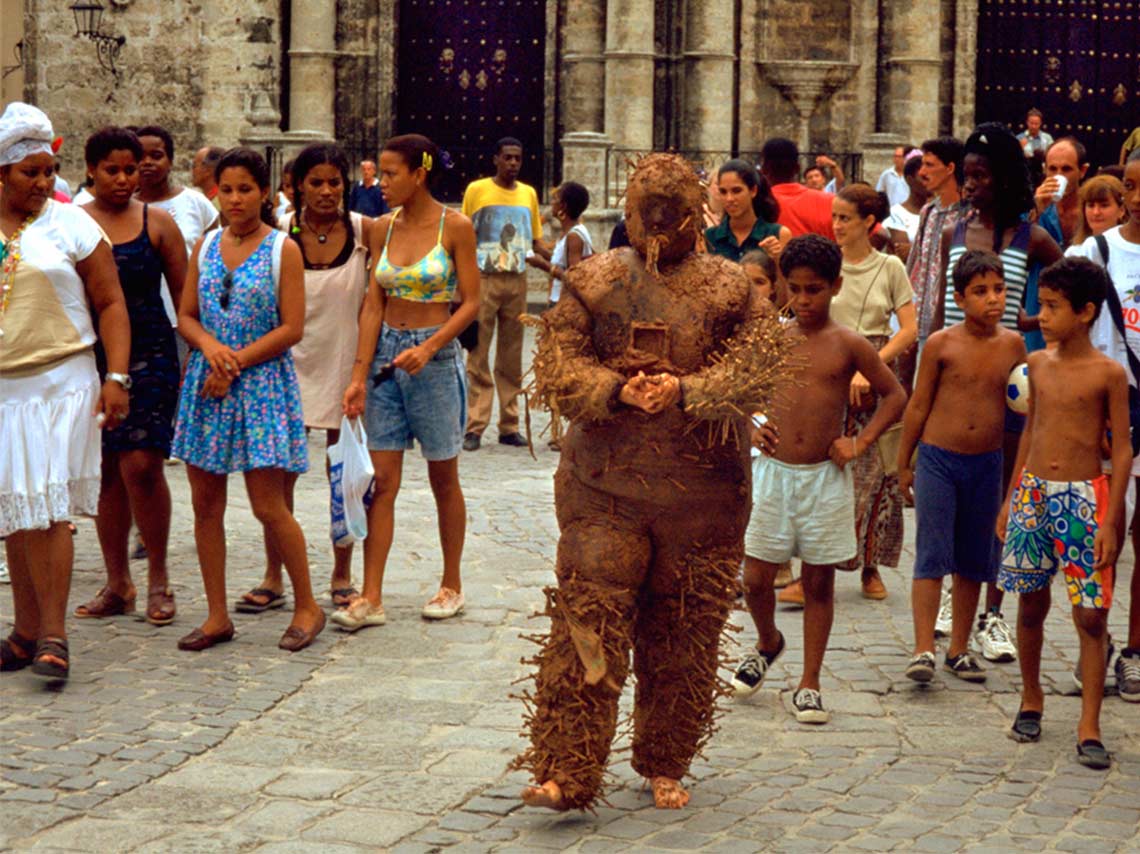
[0,213,37,339]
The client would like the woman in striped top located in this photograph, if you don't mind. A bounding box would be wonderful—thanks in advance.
[930,123,1061,663]
[934,124,1061,335]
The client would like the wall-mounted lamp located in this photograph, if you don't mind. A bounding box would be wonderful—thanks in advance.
[69,1,126,78]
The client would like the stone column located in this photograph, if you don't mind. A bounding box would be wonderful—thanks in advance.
[288,0,337,138]
[680,0,735,152]
[562,0,605,134]
[604,0,655,152]
[952,0,979,140]
[878,0,943,148]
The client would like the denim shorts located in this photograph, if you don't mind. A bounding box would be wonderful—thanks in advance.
[364,324,467,460]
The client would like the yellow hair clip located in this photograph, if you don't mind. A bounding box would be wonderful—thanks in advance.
[422,152,433,173]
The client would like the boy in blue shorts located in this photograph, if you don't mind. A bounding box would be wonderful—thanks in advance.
[997,257,1130,769]
[733,235,906,723]
[897,250,1027,683]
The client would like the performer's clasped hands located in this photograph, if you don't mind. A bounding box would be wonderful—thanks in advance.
[619,371,681,414]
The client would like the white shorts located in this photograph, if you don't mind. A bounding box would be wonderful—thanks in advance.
[744,455,856,566]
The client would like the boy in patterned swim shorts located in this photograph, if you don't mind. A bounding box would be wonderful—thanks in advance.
[996,258,1131,770]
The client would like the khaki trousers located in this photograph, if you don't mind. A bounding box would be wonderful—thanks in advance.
[465,272,527,436]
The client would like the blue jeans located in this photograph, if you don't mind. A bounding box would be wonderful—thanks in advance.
[364,324,467,460]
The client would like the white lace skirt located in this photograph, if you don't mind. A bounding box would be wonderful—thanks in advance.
[0,350,102,537]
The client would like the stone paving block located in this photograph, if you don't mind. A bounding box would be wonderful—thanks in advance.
[0,787,55,802]
[596,815,659,840]
[262,769,362,800]
[796,821,859,841]
[91,783,257,823]
[158,762,282,794]
[252,842,366,854]
[301,808,431,848]
[437,810,499,833]
[235,799,335,838]
[21,817,168,851]
[644,828,715,849]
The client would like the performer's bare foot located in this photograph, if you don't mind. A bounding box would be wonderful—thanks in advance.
[650,776,690,809]
[520,780,567,810]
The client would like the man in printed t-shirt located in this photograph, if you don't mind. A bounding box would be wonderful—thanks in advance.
[461,137,545,451]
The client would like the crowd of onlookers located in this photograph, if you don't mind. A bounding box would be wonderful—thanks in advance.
[1,95,1138,768]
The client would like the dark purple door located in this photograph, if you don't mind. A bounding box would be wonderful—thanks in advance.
[976,0,1140,170]
[395,0,547,201]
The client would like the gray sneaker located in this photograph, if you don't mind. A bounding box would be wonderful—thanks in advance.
[1116,648,1140,703]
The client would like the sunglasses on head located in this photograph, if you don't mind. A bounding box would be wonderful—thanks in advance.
[219,271,234,310]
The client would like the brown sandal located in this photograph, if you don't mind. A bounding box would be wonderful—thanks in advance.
[1,632,36,671]
[145,586,176,626]
[32,637,69,681]
[74,586,136,618]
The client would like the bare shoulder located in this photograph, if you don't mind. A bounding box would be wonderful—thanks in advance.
[1091,350,1128,385]
[443,206,473,231]
[279,233,303,263]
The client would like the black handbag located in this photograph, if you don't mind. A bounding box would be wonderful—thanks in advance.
[450,302,479,352]
[1096,235,1140,455]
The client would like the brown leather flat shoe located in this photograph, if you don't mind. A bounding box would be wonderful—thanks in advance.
[177,623,235,651]
[278,611,326,652]
[146,586,176,626]
[74,586,136,618]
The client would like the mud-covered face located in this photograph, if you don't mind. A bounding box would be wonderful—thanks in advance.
[624,154,702,268]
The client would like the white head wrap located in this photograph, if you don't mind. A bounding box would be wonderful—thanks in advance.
[0,102,54,167]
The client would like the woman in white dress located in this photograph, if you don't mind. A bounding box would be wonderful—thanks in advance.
[0,103,131,682]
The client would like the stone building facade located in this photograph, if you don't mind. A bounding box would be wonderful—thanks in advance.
[12,1,1139,213]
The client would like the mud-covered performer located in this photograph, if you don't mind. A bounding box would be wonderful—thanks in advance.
[514,153,794,811]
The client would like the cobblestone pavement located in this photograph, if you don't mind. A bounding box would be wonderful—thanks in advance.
[2,330,1139,852]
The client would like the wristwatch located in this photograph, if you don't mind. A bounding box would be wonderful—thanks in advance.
[105,372,133,390]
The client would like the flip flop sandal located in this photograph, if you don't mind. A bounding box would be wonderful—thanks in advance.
[234,588,287,613]
[1,632,36,672]
[1077,739,1111,769]
[1008,708,1042,743]
[330,587,359,609]
[145,586,177,626]
[31,637,69,681]
[74,586,136,618]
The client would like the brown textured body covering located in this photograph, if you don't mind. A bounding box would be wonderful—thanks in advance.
[513,155,793,810]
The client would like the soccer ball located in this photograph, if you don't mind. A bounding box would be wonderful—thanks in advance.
[1006,363,1030,414]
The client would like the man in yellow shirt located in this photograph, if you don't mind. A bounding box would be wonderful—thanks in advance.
[461,137,546,450]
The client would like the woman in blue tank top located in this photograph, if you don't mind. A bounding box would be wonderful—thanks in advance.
[336,134,480,630]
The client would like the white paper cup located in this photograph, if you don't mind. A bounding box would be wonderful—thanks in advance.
[1052,174,1068,201]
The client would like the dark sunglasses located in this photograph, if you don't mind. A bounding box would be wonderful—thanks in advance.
[219,271,234,310]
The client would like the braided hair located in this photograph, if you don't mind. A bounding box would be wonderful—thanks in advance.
[290,142,353,245]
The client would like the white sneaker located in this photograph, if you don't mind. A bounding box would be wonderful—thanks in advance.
[975,612,1017,663]
[792,687,829,724]
[329,598,386,631]
[934,588,953,638]
[0,559,9,584]
[422,587,465,620]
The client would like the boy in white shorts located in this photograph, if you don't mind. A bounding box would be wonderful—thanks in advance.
[733,235,907,723]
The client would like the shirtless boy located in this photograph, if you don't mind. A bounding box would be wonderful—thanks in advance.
[734,235,906,722]
[897,250,1027,684]
[997,257,1129,769]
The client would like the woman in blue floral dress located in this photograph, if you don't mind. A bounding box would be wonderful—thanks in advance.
[172,147,325,652]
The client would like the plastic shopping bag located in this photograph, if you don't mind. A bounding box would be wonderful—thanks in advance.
[327,416,374,547]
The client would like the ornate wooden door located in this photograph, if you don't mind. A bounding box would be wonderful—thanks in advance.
[976,0,1140,169]
[395,0,547,201]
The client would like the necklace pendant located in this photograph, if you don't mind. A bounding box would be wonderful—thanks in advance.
[318,234,327,244]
